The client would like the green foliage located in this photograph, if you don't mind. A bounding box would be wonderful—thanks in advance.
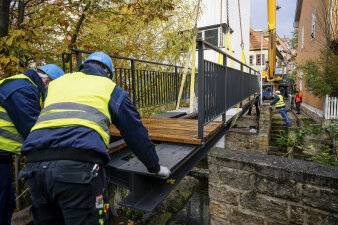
[298,50,338,97]
[290,29,298,51]
[324,120,338,138]
[0,0,199,76]
[276,128,311,149]
[304,145,338,166]
[278,121,338,166]
[287,69,297,81]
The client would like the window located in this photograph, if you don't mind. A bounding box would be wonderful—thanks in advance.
[204,29,218,47]
[249,55,253,65]
[256,54,261,65]
[311,9,316,40]
[301,25,304,48]
[256,54,264,65]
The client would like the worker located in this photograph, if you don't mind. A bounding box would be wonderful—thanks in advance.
[19,52,171,225]
[248,93,260,117]
[270,90,291,126]
[0,64,64,225]
[295,88,303,114]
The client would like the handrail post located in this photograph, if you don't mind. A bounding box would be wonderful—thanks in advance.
[222,53,227,122]
[69,53,73,73]
[131,59,137,107]
[75,50,82,71]
[62,53,66,73]
[175,66,178,106]
[197,39,205,140]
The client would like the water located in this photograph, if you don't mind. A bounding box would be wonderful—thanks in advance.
[168,181,210,225]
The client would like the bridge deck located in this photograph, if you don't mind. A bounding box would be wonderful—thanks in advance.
[109,117,224,145]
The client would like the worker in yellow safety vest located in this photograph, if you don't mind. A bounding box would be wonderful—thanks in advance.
[0,64,64,225]
[270,90,291,126]
[19,52,170,225]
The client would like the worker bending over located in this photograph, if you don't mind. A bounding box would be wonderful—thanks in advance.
[270,90,291,126]
[0,64,64,225]
[19,52,171,225]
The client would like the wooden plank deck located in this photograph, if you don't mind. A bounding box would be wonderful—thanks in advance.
[110,117,224,145]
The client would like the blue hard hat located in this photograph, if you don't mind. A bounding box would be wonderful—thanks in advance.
[84,52,114,77]
[37,64,65,80]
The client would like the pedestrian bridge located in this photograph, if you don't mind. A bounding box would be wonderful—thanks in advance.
[62,39,260,212]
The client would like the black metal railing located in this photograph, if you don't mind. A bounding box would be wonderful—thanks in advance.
[197,38,260,139]
[61,50,191,109]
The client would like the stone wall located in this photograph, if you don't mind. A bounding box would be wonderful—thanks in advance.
[208,148,338,225]
[225,103,271,154]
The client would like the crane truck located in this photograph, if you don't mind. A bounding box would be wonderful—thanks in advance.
[262,0,291,98]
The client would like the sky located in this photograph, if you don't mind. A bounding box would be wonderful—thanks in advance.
[250,0,297,38]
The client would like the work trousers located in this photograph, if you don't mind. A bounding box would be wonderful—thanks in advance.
[248,101,260,117]
[19,160,111,225]
[296,102,301,114]
[279,107,291,126]
[0,161,16,225]
[290,96,295,110]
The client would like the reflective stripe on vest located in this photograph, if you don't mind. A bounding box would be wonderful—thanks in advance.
[275,95,285,108]
[0,74,39,154]
[31,72,116,148]
[35,102,110,136]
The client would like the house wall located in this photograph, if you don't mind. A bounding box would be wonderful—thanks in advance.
[296,0,327,111]
[249,49,284,72]
[197,0,251,70]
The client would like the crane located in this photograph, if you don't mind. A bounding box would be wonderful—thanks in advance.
[262,0,290,98]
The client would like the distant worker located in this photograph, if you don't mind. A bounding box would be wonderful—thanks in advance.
[295,88,303,114]
[270,90,291,126]
[19,52,171,225]
[0,64,64,225]
[248,94,260,117]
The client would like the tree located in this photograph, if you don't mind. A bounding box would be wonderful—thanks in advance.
[298,50,338,97]
[290,28,298,51]
[297,0,338,97]
[0,0,199,77]
[0,0,11,37]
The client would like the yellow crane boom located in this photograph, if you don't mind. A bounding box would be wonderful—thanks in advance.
[267,0,276,80]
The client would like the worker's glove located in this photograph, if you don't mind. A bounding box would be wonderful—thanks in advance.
[156,165,171,179]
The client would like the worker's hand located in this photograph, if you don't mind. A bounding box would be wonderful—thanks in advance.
[156,165,171,179]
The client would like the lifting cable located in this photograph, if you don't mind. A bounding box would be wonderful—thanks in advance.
[176,0,201,112]
[218,0,235,68]
[238,0,247,71]
[230,0,249,128]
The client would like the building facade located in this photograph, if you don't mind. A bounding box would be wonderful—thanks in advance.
[293,0,336,118]
[196,0,251,70]
[249,29,284,73]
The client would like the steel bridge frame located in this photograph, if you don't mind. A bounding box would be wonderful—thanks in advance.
[62,39,260,212]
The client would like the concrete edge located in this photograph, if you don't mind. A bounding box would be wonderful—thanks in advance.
[208,148,338,189]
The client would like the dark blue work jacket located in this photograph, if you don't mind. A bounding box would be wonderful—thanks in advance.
[270,95,285,108]
[21,63,160,171]
[0,70,45,157]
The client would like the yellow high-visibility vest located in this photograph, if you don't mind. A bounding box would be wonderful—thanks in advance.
[31,72,116,148]
[0,74,40,154]
[275,94,285,108]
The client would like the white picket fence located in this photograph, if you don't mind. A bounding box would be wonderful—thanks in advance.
[324,95,338,119]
